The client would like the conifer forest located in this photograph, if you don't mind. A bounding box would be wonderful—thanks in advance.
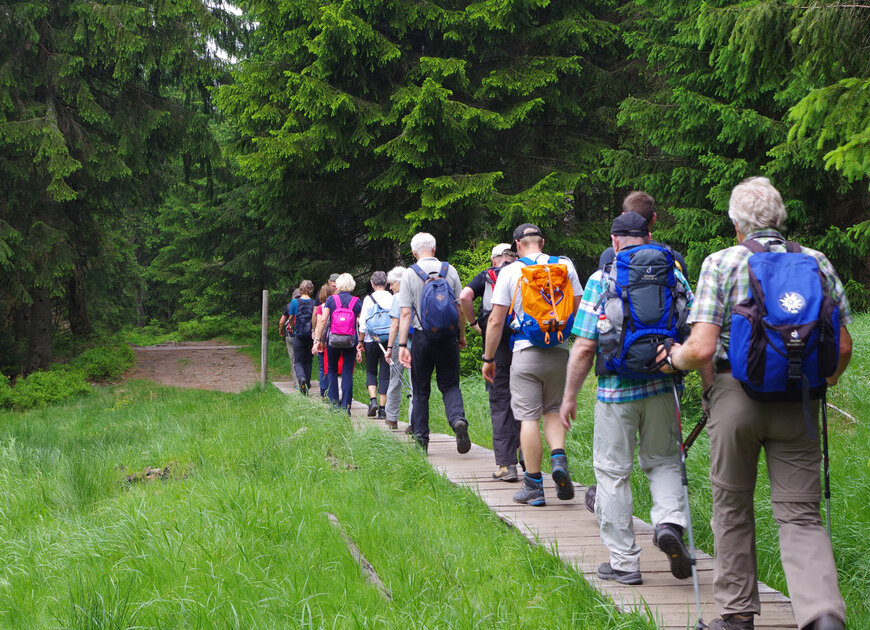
[1,1,868,375]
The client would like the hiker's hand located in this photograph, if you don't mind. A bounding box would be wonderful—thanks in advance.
[356,348,363,363]
[384,347,393,362]
[471,322,482,335]
[702,387,712,416]
[399,346,412,369]
[482,360,495,384]
[559,399,576,430]
[311,340,320,355]
[458,334,466,350]
[656,342,681,374]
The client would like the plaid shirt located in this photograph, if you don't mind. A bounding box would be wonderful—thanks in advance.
[573,265,694,404]
[688,229,853,361]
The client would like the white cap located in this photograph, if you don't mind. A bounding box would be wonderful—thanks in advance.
[490,243,513,259]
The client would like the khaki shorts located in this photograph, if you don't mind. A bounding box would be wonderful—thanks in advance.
[509,346,568,421]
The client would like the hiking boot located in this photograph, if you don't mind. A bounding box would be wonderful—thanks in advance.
[300,381,309,396]
[385,419,398,431]
[377,405,386,419]
[404,425,412,434]
[367,398,378,417]
[513,474,546,506]
[707,613,754,630]
[492,465,518,482]
[550,453,574,500]
[596,562,642,585]
[454,419,471,454]
[585,484,596,514]
[808,614,845,630]
[653,523,692,580]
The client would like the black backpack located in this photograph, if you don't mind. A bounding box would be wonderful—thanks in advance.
[295,300,315,337]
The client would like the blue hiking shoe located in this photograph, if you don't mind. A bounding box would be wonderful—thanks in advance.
[550,454,574,501]
[513,474,546,506]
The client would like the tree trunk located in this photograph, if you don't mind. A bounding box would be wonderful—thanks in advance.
[66,261,93,336]
[26,286,53,373]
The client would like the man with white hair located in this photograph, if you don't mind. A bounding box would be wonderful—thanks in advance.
[658,177,853,630]
[460,243,521,481]
[397,232,470,454]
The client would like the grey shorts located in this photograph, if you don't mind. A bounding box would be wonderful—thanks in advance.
[509,346,568,421]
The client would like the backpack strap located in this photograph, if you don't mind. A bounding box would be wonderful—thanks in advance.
[411,263,428,282]
[518,256,536,266]
[739,239,768,254]
[785,241,802,253]
[486,268,498,285]
[438,261,449,279]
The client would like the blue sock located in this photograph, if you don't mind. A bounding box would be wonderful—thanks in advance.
[551,449,565,458]
[527,471,543,482]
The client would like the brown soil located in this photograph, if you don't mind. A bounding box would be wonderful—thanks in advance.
[129,341,259,393]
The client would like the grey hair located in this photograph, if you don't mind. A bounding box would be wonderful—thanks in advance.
[410,232,436,255]
[370,270,387,287]
[335,273,356,292]
[387,266,405,284]
[728,176,787,235]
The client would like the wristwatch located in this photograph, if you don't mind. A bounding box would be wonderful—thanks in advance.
[481,355,495,363]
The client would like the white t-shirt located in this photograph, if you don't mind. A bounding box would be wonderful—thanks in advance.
[491,252,583,352]
[359,290,394,342]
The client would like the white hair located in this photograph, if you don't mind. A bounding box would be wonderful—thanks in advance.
[410,232,436,255]
[387,266,405,284]
[335,273,356,292]
[728,176,787,235]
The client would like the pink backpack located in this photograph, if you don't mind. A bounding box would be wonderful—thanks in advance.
[328,294,359,348]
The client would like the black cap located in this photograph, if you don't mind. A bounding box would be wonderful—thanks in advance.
[610,212,649,236]
[512,222,543,243]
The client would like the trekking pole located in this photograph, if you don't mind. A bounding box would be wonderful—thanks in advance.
[822,390,831,536]
[682,410,709,455]
[670,377,707,630]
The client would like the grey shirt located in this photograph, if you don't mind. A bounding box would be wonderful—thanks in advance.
[398,257,463,330]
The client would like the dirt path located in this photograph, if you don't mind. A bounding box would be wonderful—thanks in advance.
[129,341,259,393]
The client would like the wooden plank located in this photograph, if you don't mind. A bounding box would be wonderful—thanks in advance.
[282,386,798,629]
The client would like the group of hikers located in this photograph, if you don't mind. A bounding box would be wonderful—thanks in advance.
[279,177,852,630]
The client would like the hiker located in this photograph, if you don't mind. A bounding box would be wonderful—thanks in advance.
[313,273,362,412]
[397,232,471,454]
[384,266,412,430]
[279,288,302,386]
[285,280,315,395]
[559,211,696,586]
[656,177,853,630]
[460,243,521,481]
[598,190,689,276]
[312,282,335,398]
[483,224,581,505]
[359,271,392,418]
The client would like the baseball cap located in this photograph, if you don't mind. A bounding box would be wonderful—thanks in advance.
[610,212,649,236]
[490,243,513,259]
[512,223,543,242]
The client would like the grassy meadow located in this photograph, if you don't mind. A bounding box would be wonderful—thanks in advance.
[0,379,655,628]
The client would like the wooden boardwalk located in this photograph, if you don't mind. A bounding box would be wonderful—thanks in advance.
[273,381,797,629]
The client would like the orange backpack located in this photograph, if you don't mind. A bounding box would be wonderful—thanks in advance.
[510,256,575,346]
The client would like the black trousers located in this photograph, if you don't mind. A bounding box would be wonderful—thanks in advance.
[410,333,466,446]
[487,337,519,465]
[292,335,314,386]
[364,341,390,394]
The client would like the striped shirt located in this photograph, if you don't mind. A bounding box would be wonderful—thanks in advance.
[688,229,853,361]
[573,264,693,403]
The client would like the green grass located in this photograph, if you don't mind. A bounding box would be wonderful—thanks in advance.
[0,380,655,629]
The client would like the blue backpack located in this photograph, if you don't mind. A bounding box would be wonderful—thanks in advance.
[365,297,393,340]
[596,244,690,379]
[411,262,459,340]
[728,240,840,405]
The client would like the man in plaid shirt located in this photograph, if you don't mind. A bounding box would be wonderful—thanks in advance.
[660,177,853,630]
[560,211,696,586]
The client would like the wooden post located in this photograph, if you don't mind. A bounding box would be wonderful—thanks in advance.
[261,289,269,388]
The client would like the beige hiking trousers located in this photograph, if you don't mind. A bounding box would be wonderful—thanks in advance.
[708,372,845,629]
[593,393,687,573]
